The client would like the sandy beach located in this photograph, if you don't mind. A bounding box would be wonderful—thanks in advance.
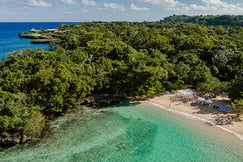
[143,93,243,141]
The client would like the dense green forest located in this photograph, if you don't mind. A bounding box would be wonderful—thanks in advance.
[0,16,243,140]
[161,15,243,26]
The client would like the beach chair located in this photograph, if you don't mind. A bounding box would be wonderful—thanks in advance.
[218,107,230,113]
[224,108,230,113]
[218,107,223,112]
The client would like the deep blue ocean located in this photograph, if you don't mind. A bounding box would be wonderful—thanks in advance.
[0,22,77,59]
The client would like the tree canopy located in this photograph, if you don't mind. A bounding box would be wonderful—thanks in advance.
[161,15,243,26]
[1,17,243,137]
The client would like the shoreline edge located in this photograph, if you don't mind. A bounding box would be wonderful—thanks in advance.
[145,101,243,141]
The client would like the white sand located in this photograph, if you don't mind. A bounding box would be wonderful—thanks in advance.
[143,94,243,141]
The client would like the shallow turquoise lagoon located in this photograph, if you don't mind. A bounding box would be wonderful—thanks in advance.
[0,103,243,162]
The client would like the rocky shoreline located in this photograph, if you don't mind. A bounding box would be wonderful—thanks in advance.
[0,133,32,145]
[18,32,42,39]
[0,93,128,146]
[30,39,57,44]
[18,28,68,44]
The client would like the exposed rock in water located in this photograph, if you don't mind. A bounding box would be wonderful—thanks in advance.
[18,32,41,39]
[39,35,53,39]
[0,134,22,145]
[30,39,56,44]
[81,93,127,107]
[0,133,34,146]
[21,135,32,143]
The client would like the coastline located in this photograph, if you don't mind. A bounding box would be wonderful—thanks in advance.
[142,94,243,142]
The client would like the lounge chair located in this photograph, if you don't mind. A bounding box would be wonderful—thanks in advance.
[218,107,230,113]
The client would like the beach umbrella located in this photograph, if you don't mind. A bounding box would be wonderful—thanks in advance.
[197,97,205,102]
[205,100,213,104]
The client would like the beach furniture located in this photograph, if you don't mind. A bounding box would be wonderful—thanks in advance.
[205,99,213,107]
[177,89,195,101]
[218,107,230,113]
[197,97,206,105]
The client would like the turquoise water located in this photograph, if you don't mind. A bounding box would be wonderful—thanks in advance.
[0,103,243,161]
